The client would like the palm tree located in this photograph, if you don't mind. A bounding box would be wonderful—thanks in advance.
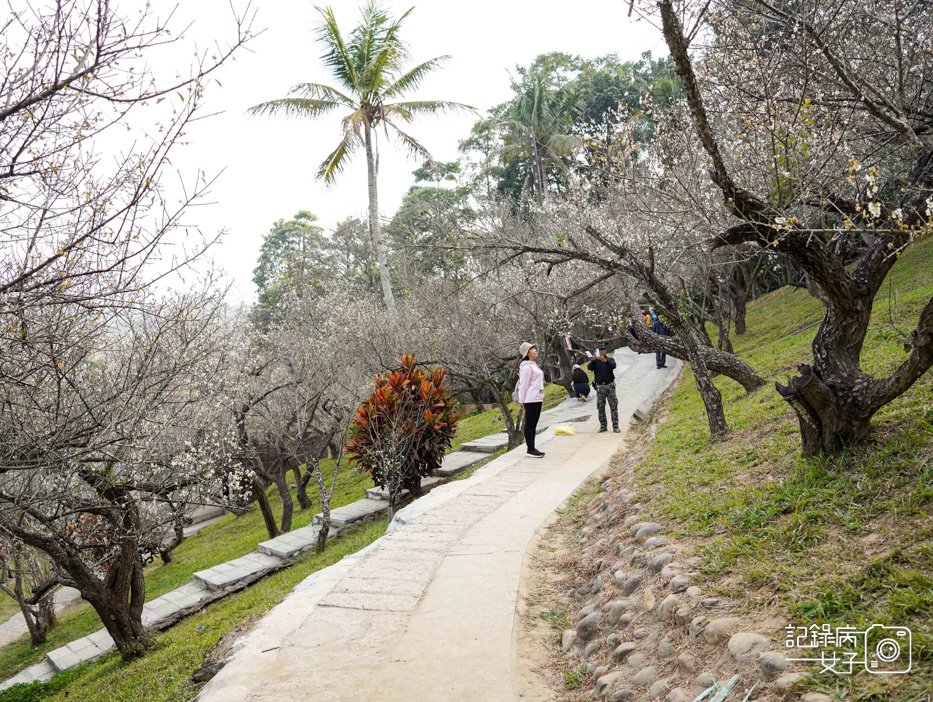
[249,2,470,311]
[500,70,582,201]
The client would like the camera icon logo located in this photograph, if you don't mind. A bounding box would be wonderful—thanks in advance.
[863,624,912,674]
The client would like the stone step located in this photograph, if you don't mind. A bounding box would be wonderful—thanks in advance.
[434,450,487,478]
[458,434,510,454]
[0,659,55,690]
[258,524,328,559]
[193,551,283,592]
[313,498,388,529]
[498,422,550,435]
[365,475,442,502]
[46,630,114,672]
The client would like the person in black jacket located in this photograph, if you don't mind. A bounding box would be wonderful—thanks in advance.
[652,316,670,369]
[571,364,590,401]
[587,346,619,432]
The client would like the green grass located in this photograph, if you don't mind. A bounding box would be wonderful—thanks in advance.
[7,519,388,702]
[622,237,933,701]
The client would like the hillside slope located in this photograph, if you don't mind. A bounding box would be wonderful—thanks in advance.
[533,237,932,701]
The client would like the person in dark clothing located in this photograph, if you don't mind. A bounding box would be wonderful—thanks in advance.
[571,364,590,401]
[652,317,670,369]
[587,346,619,432]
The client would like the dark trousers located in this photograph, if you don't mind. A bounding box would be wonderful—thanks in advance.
[572,382,591,398]
[656,351,666,368]
[523,402,542,451]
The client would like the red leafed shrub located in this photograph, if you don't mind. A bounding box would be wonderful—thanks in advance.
[346,354,459,504]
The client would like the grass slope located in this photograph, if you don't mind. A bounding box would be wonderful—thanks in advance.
[628,237,932,700]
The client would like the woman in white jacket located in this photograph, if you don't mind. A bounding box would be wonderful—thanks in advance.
[516,342,546,458]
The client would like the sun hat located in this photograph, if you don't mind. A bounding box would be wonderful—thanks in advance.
[518,341,536,358]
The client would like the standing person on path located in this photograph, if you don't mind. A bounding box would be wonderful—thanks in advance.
[652,315,670,369]
[571,364,591,401]
[516,342,546,458]
[588,345,620,433]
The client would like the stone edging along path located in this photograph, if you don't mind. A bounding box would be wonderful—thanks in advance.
[0,374,625,691]
[195,350,682,702]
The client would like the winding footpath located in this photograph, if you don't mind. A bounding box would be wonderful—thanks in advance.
[198,349,680,702]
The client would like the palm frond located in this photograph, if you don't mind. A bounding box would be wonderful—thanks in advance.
[546,133,583,156]
[317,134,358,184]
[248,97,342,119]
[381,56,448,98]
[316,6,358,91]
[289,82,356,107]
[388,100,475,118]
[386,120,432,161]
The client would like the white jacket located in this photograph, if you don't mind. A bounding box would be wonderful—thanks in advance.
[516,359,545,404]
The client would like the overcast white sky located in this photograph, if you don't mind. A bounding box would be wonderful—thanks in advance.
[166,0,667,303]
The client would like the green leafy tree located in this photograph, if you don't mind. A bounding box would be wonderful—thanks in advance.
[252,211,332,309]
[249,2,471,312]
[386,182,473,281]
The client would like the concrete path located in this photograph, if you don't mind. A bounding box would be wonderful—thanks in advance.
[198,350,680,702]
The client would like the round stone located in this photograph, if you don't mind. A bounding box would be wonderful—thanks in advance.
[701,597,720,608]
[649,552,673,573]
[669,575,691,593]
[799,695,834,702]
[579,604,595,619]
[674,605,692,626]
[596,670,624,697]
[644,536,668,549]
[610,561,624,573]
[758,651,787,678]
[561,629,577,651]
[664,689,691,702]
[610,691,634,702]
[592,575,605,593]
[632,628,649,640]
[626,652,646,668]
[676,652,697,673]
[584,640,601,659]
[727,632,770,661]
[612,641,638,662]
[634,522,663,539]
[607,632,620,646]
[613,570,627,586]
[658,637,675,659]
[631,665,658,686]
[648,679,670,699]
[607,600,630,625]
[688,616,706,638]
[622,575,642,595]
[774,672,804,691]
[657,594,680,621]
[695,672,716,688]
[660,563,682,579]
[577,611,602,642]
[703,617,740,644]
[617,613,633,628]
[685,586,702,597]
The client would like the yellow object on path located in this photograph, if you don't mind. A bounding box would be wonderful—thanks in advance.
[554,425,575,436]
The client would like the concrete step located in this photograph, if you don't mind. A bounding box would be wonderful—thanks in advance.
[193,551,283,592]
[458,434,510,454]
[258,524,327,559]
[0,659,55,690]
[365,475,442,501]
[434,451,487,478]
[313,498,388,529]
[46,630,114,672]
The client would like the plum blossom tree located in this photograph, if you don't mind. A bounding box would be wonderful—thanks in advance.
[0,0,252,657]
[649,0,933,453]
